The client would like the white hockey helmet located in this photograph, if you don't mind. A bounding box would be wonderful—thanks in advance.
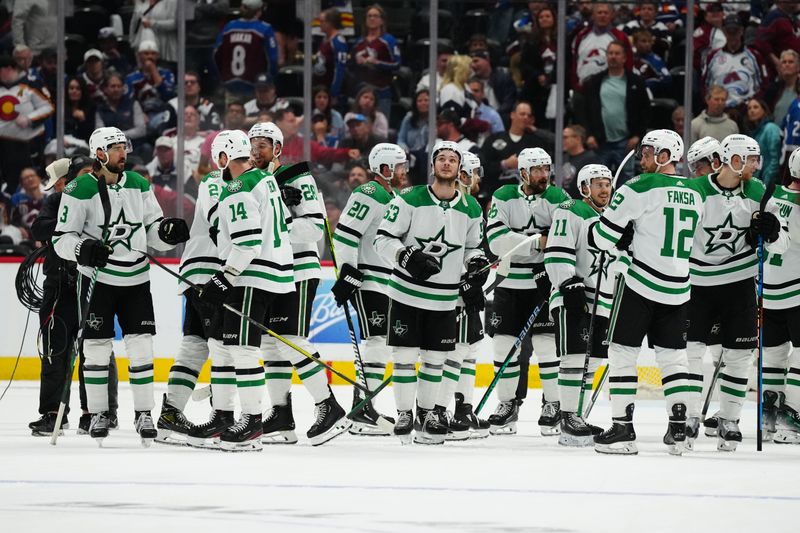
[212,130,251,170]
[460,151,483,177]
[368,143,407,176]
[789,147,800,180]
[431,140,462,165]
[639,129,684,164]
[577,164,613,197]
[721,134,761,171]
[248,121,283,146]
[686,136,723,174]
[517,147,551,184]
[89,127,132,160]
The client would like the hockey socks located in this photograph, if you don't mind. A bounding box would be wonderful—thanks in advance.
[166,335,208,411]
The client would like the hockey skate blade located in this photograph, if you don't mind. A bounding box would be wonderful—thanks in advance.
[219,439,263,452]
[94,437,105,448]
[187,436,222,449]
[594,441,638,455]
[261,430,298,444]
[666,442,684,456]
[540,424,561,437]
[349,422,392,436]
[141,438,155,448]
[31,429,65,437]
[762,431,775,442]
[309,419,352,447]
[413,432,445,445]
[773,430,800,444]
[716,437,739,452]
[397,433,413,445]
[558,433,594,447]
[444,430,470,441]
[469,428,490,439]
[155,429,189,447]
[686,438,695,452]
[376,416,396,434]
[489,422,517,435]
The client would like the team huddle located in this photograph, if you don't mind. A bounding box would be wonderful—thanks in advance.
[47,121,800,454]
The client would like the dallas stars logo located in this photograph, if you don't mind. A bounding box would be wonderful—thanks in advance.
[105,208,143,251]
[392,320,408,336]
[703,212,747,255]
[489,312,502,328]
[86,313,104,331]
[368,311,385,328]
[415,227,461,265]
[588,248,613,279]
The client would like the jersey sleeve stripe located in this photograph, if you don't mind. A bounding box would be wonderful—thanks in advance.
[545,246,576,255]
[486,226,510,242]
[230,228,262,239]
[376,229,402,240]
[599,216,625,236]
[336,223,363,238]
[207,203,219,223]
[486,220,505,231]
[632,257,689,283]
[595,224,619,246]
[333,233,358,248]
[543,257,576,265]
[235,239,263,247]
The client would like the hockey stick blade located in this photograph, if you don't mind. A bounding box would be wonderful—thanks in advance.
[192,385,212,401]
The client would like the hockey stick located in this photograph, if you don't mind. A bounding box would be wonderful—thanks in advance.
[756,179,777,451]
[475,299,545,415]
[577,251,606,417]
[135,249,373,395]
[51,177,113,445]
[323,218,394,433]
[700,351,724,423]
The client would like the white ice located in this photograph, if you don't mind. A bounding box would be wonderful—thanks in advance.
[1,382,799,533]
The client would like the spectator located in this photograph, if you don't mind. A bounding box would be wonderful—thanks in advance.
[145,136,177,189]
[415,44,454,94]
[173,105,207,183]
[320,160,368,210]
[346,161,369,188]
[64,76,96,141]
[519,6,557,127]
[570,3,632,91]
[29,46,56,98]
[277,108,358,167]
[0,200,29,244]
[764,49,800,127]
[618,1,671,57]
[469,50,517,119]
[631,29,672,98]
[703,15,768,111]
[12,0,56,56]
[745,98,782,187]
[0,55,53,196]
[12,44,33,76]
[782,95,800,162]
[567,0,594,36]
[351,4,400,120]
[691,85,739,142]
[199,101,247,174]
[751,0,800,74]
[312,7,348,105]
[560,124,596,199]
[439,55,476,122]
[311,112,338,148]
[436,108,475,153]
[213,0,279,98]
[168,71,221,131]
[582,41,649,173]
[10,166,44,230]
[340,112,383,156]
[129,0,178,63]
[351,85,388,139]
[397,88,430,185]
[97,27,132,77]
[78,49,107,104]
[672,105,685,133]
[244,74,289,126]
[469,78,505,135]
[125,40,177,105]
[479,100,555,196]
[95,72,147,144]
[693,1,726,70]
[312,85,345,141]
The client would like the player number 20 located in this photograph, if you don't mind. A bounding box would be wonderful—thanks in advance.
[346,201,369,220]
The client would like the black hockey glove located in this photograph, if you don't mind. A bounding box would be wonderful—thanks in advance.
[533,263,551,301]
[280,185,302,207]
[615,221,634,252]
[75,238,112,268]
[208,223,219,247]
[331,263,364,306]
[399,246,441,281]
[465,256,490,287]
[199,272,233,306]
[460,279,485,314]
[748,211,780,245]
[559,276,586,314]
[158,217,190,245]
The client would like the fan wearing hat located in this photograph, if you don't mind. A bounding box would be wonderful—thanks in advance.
[124,40,177,105]
[97,27,132,76]
[243,73,290,125]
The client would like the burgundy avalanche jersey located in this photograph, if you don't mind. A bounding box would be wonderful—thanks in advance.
[213,19,278,86]
[350,34,400,90]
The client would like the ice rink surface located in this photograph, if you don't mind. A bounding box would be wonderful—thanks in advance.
[2,382,799,533]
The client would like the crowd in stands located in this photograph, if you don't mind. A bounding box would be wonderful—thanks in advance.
[1,0,799,254]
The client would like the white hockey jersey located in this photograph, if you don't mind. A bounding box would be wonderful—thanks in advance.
[178,170,225,294]
[53,171,173,286]
[374,185,484,311]
[689,174,788,287]
[592,173,705,305]
[332,180,395,293]
[764,186,800,310]
[214,167,294,294]
[545,199,630,319]
[486,183,570,290]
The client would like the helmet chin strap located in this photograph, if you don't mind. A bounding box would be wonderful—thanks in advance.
[96,151,120,183]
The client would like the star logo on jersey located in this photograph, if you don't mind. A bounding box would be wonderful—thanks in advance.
[588,248,613,279]
[368,311,386,328]
[86,313,104,331]
[489,312,502,328]
[703,212,747,255]
[104,208,143,251]
[415,227,461,265]
[392,320,408,337]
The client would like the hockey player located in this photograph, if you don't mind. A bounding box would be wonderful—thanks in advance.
[590,129,702,456]
[686,134,788,452]
[249,122,351,446]
[545,164,623,446]
[197,129,295,451]
[330,143,406,436]
[764,148,800,444]
[374,140,487,444]
[686,137,723,178]
[53,127,190,446]
[156,165,226,445]
[484,147,569,435]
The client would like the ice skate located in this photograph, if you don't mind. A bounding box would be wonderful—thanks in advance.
[394,410,413,444]
[454,393,490,439]
[762,391,781,442]
[663,403,687,456]
[685,416,700,451]
[77,413,91,435]
[703,411,720,437]
[134,411,157,448]
[156,394,194,446]
[349,391,394,436]
[89,411,111,447]
[434,406,470,441]
[29,413,68,437]
[262,393,298,444]
[559,411,594,447]
[538,399,562,436]
[594,404,637,455]
[488,400,519,435]
[108,410,119,430]
[775,405,800,444]
[717,417,742,452]
[187,409,234,449]
[413,407,447,445]
[219,413,263,452]
[307,393,351,446]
